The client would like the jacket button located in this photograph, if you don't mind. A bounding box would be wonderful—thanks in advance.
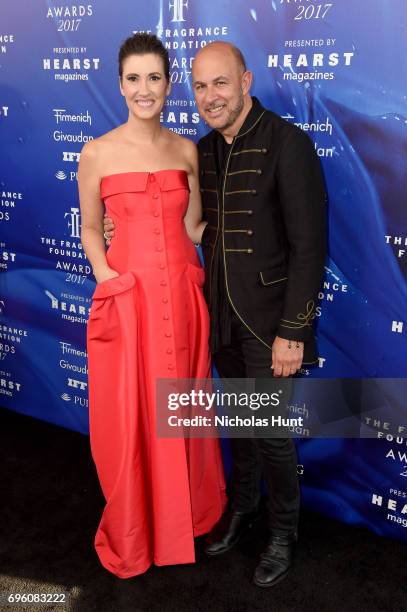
[247,230,253,236]
[261,148,268,154]
[247,249,253,254]
[251,190,257,195]
[247,210,253,215]
[200,188,204,193]
[256,169,262,175]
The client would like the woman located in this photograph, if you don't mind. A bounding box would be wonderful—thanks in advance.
[78,33,226,578]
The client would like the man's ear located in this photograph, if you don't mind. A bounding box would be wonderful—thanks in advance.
[242,70,253,96]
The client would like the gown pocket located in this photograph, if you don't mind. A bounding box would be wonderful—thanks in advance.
[88,272,137,342]
[185,263,205,287]
[92,271,136,300]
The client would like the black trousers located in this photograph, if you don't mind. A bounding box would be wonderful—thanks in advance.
[213,314,300,538]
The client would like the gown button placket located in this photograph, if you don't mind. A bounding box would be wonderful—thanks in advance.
[151,173,176,375]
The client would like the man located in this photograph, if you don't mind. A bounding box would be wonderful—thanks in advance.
[103,41,326,588]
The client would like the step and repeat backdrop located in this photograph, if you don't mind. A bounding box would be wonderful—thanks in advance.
[1,1,406,541]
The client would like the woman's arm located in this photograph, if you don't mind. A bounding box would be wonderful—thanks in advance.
[183,140,207,245]
[78,141,118,283]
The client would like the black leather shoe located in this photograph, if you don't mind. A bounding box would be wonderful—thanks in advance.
[253,534,296,588]
[205,510,258,556]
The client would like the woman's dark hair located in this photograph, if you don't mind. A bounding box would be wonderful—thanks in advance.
[118,33,170,81]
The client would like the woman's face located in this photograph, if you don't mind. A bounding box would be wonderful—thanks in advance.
[120,53,170,120]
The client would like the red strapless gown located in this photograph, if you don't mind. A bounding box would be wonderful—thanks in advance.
[86,170,226,578]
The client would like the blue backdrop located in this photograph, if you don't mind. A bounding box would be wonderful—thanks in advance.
[1,1,406,541]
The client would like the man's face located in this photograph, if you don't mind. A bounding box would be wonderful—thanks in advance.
[192,48,248,132]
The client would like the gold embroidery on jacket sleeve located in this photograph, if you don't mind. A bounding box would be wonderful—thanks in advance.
[280,301,316,328]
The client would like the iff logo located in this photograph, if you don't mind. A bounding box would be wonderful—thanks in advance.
[169,0,188,22]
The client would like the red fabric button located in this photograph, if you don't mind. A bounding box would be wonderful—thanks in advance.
[162,298,168,303]
[163,314,169,320]
[153,212,159,217]
[165,332,172,337]
[160,280,167,286]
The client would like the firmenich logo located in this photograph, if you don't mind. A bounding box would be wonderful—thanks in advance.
[55,170,67,180]
[61,393,71,401]
[53,108,92,125]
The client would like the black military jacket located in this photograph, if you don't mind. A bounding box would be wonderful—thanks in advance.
[198,97,326,364]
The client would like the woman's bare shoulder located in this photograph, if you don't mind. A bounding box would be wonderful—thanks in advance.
[79,126,125,166]
[165,128,196,151]
[164,129,198,171]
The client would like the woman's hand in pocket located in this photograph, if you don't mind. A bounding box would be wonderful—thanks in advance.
[94,266,120,284]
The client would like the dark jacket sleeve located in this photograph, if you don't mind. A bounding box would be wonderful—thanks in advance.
[275,126,327,342]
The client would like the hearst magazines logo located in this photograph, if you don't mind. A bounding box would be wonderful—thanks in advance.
[0,242,17,271]
[43,52,100,82]
[45,290,90,324]
[169,0,188,22]
[0,375,21,397]
[371,492,407,528]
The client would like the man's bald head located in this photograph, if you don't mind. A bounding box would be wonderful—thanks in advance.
[195,41,247,74]
[192,40,252,137]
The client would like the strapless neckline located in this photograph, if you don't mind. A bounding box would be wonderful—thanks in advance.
[100,169,188,183]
